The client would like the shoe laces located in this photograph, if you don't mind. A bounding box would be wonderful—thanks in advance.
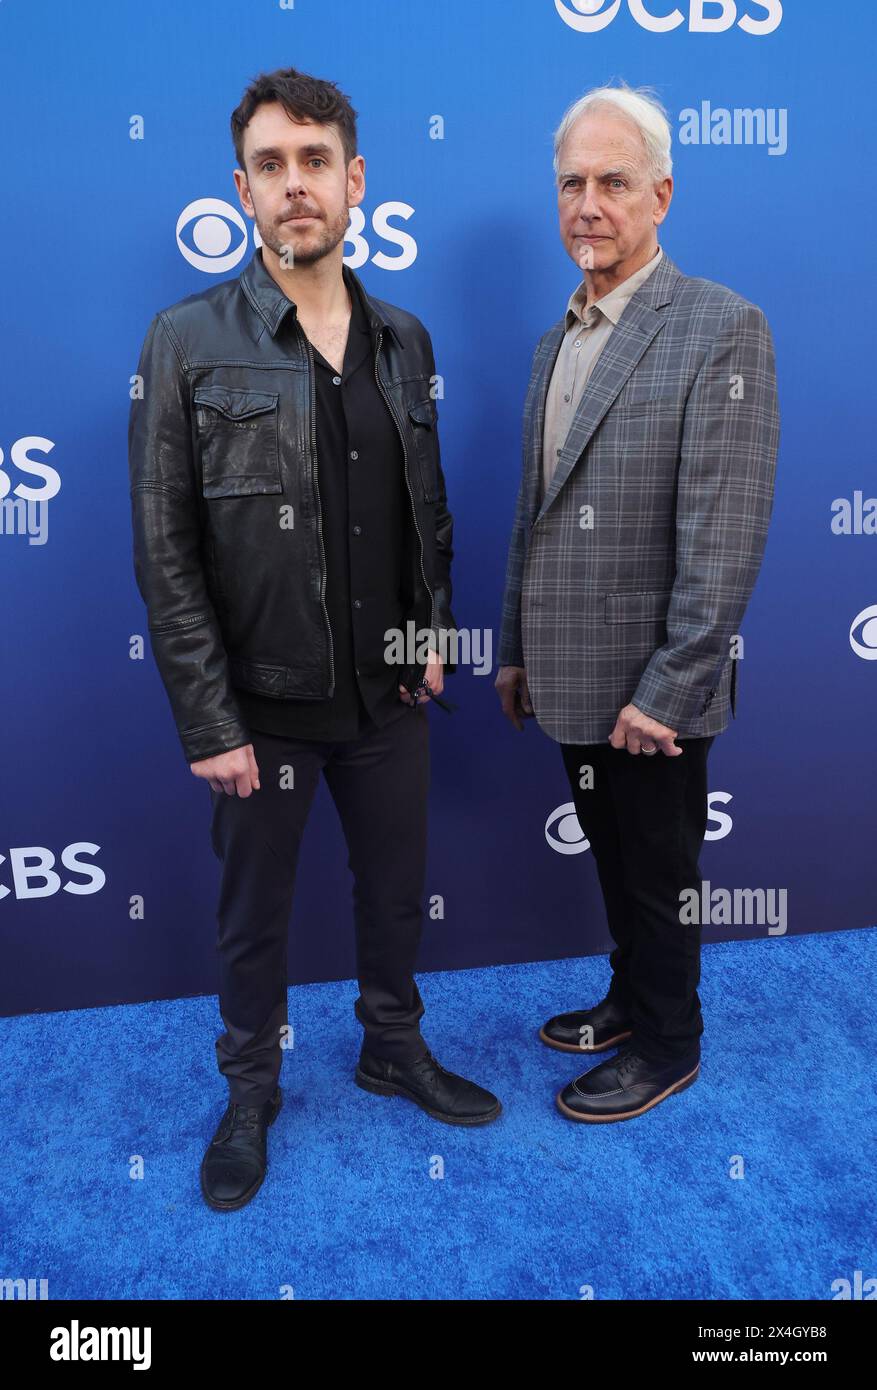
[227,1102,261,1136]
[409,1050,446,1089]
[614,1046,642,1084]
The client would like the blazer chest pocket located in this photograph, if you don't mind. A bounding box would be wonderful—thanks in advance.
[604,589,673,623]
[407,399,438,501]
[194,385,282,498]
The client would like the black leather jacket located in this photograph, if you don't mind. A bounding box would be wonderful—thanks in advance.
[128,250,455,764]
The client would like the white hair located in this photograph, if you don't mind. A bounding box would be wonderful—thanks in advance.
[552,81,673,183]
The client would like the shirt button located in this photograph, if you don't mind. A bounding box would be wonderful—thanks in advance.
[564,393,570,402]
[574,340,581,348]
[352,525,362,536]
[350,450,359,460]
[353,599,362,609]
[332,375,341,386]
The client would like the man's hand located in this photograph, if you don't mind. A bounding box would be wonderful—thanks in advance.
[608,703,682,757]
[399,649,444,705]
[191,743,261,796]
[495,664,534,732]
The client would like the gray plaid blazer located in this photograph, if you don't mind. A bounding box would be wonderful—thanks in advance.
[497,250,780,743]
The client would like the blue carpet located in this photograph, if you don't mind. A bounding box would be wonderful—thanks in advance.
[2,928,875,1300]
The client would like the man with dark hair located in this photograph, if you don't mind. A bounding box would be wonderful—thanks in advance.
[129,67,500,1213]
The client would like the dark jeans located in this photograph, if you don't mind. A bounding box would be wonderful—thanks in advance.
[208,704,430,1106]
[559,736,715,1064]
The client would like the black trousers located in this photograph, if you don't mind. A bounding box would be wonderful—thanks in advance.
[559,736,715,1064]
[208,705,430,1106]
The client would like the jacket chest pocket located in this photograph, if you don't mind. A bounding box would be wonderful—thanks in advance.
[406,398,438,502]
[193,385,282,498]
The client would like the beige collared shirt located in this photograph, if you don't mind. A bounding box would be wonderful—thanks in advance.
[542,245,664,500]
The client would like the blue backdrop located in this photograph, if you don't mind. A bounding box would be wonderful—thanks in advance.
[2,0,875,1017]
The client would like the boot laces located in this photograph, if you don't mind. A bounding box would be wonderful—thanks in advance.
[410,1050,445,1089]
[614,1047,642,1084]
[228,1102,261,1135]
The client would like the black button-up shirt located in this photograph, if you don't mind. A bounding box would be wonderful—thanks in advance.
[235,279,412,740]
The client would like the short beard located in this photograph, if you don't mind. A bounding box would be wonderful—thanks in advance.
[259,205,349,267]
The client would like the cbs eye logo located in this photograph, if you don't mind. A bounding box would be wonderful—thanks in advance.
[176,198,418,275]
[176,198,250,273]
[849,605,877,660]
[555,0,623,31]
[554,0,783,34]
[545,803,591,855]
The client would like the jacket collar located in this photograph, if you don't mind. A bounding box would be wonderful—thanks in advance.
[566,244,664,329]
[240,246,402,347]
[619,246,683,309]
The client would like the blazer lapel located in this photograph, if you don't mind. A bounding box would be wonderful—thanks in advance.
[534,252,684,525]
[525,323,564,526]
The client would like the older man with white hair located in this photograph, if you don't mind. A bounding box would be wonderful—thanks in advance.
[496,82,779,1122]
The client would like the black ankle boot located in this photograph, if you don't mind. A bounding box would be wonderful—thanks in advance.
[200,1088,282,1211]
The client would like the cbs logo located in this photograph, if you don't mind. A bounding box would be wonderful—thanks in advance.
[0,845,105,901]
[545,791,733,853]
[176,198,418,275]
[0,441,60,502]
[850,605,877,661]
[554,0,782,35]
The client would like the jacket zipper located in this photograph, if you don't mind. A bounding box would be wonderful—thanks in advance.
[373,330,435,657]
[296,321,335,697]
